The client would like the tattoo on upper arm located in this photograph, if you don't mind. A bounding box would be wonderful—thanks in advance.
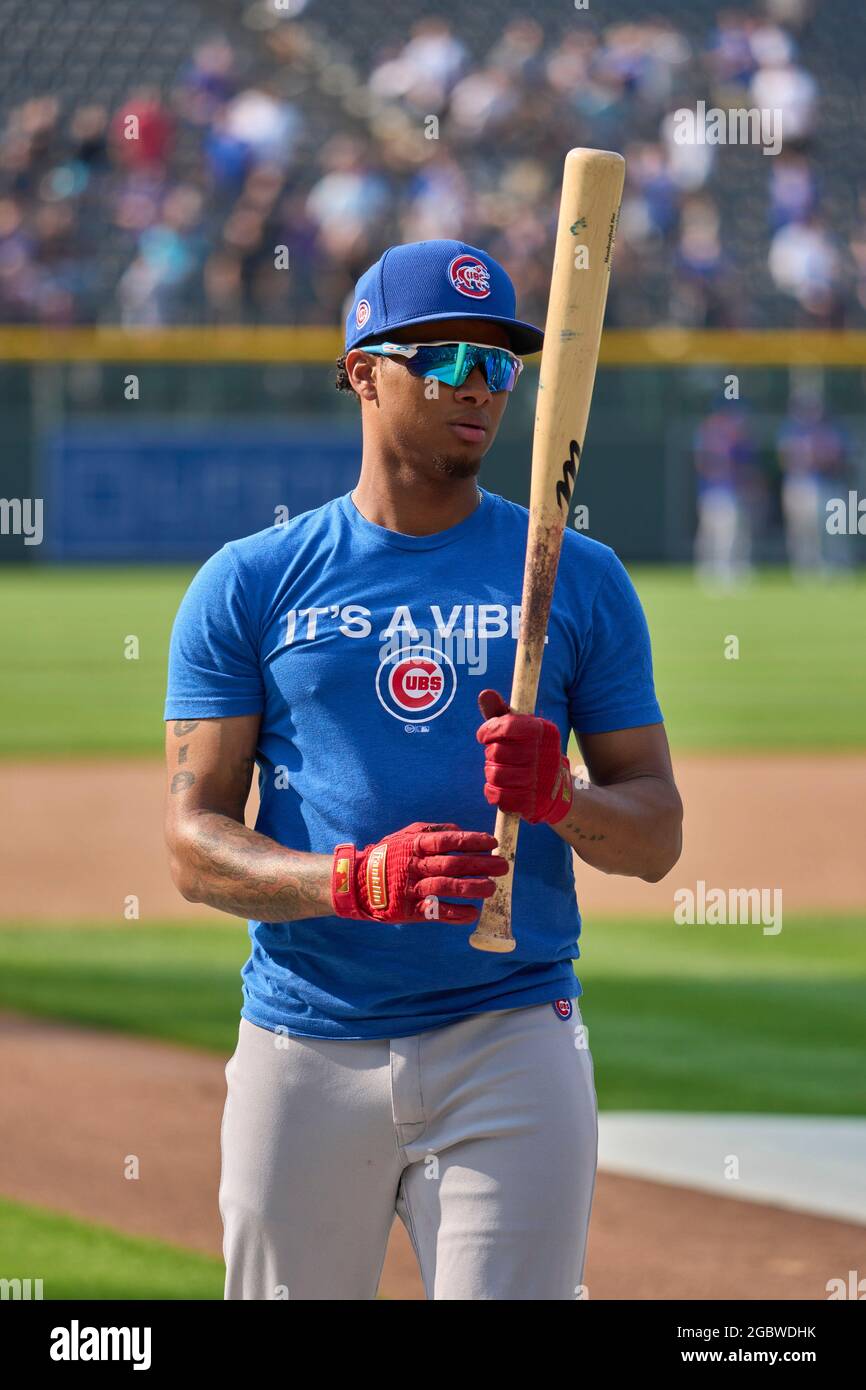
[167,725,255,809]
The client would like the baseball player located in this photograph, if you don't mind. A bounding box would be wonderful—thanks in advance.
[164,239,683,1301]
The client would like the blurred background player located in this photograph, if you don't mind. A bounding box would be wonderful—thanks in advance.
[777,393,850,576]
[692,400,760,586]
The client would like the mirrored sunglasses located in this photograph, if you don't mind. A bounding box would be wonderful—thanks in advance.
[361,340,524,393]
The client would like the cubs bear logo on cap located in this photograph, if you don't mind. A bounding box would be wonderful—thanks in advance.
[448,254,491,299]
[355,298,371,329]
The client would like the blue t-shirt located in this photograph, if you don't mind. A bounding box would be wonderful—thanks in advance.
[164,487,663,1040]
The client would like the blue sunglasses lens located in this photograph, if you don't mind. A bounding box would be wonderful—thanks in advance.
[405,344,520,392]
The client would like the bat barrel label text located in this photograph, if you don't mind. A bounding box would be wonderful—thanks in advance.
[555,441,581,512]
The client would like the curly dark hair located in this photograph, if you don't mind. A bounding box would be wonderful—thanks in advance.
[336,332,394,400]
[334,353,357,399]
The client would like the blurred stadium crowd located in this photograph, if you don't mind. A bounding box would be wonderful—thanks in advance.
[0,0,864,333]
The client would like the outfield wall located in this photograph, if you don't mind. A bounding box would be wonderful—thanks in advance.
[1,330,865,565]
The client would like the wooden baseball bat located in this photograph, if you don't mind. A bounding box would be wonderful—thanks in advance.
[469,147,625,954]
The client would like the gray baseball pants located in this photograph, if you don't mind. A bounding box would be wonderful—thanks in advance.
[219,998,598,1300]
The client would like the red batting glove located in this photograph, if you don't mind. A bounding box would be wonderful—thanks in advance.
[331,821,509,925]
[476,689,573,825]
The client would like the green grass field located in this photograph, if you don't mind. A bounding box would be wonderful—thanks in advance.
[0,565,864,755]
[0,1197,223,1299]
[0,917,863,1115]
[0,923,247,1052]
[578,914,866,1115]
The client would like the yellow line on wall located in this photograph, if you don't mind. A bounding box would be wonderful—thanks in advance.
[600,330,866,366]
[0,327,865,366]
[0,327,342,362]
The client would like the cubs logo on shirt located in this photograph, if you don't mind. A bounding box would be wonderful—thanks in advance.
[448,254,491,299]
[552,998,573,1020]
[375,647,457,724]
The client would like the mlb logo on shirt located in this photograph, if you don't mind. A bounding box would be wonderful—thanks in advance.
[552,998,573,1020]
[334,857,350,895]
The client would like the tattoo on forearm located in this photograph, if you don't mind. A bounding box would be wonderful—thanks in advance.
[178,744,189,764]
[181,813,330,921]
[173,720,199,736]
[170,770,196,794]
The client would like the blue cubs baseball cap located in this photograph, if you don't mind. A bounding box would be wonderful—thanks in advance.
[345,240,545,357]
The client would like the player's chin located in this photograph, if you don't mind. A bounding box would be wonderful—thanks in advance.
[430,448,485,480]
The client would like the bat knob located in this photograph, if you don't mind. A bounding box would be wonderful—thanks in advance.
[468,928,517,953]
[468,874,517,953]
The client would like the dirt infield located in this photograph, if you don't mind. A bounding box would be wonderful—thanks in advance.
[1,753,865,921]
[1,1010,862,1301]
